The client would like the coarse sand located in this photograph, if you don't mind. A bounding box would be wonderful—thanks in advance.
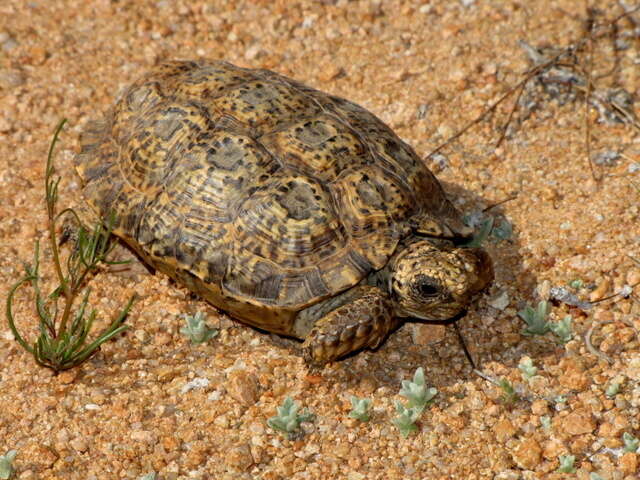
[1,1,639,479]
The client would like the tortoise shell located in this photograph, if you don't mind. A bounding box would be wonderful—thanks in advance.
[75,60,470,337]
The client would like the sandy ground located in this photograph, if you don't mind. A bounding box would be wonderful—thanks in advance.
[1,0,640,479]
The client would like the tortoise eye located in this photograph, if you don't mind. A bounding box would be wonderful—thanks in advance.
[419,283,438,296]
[415,276,439,297]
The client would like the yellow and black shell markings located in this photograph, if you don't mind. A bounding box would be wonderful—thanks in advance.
[224,173,375,307]
[260,113,371,182]
[75,60,461,334]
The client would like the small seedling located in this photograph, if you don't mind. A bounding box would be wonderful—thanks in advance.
[392,401,421,438]
[463,216,494,248]
[491,219,513,241]
[518,357,537,380]
[518,300,550,336]
[5,119,133,372]
[0,450,17,480]
[549,315,573,343]
[569,279,584,289]
[557,454,576,473]
[462,212,512,247]
[498,378,518,404]
[139,474,156,480]
[605,382,620,398]
[180,312,218,344]
[267,397,314,439]
[554,394,567,405]
[392,368,436,437]
[399,367,438,413]
[540,416,551,430]
[623,432,639,453]
[348,396,372,422]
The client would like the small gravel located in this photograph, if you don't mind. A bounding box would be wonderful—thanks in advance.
[0,0,638,479]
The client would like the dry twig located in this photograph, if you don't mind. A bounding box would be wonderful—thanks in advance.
[584,320,614,365]
[584,3,597,181]
[427,4,640,171]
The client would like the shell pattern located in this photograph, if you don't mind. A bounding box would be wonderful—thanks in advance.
[76,60,458,335]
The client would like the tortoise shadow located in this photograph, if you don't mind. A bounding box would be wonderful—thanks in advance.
[320,179,562,392]
[103,178,558,394]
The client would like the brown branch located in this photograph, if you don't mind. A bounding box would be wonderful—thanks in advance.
[590,279,640,304]
[427,57,566,158]
[585,320,614,364]
[609,99,640,131]
[584,1,598,182]
[426,4,640,159]
[495,80,527,149]
[482,195,519,213]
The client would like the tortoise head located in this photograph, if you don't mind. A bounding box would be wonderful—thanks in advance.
[389,240,493,321]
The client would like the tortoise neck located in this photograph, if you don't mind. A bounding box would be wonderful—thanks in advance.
[363,235,423,298]
[364,264,393,299]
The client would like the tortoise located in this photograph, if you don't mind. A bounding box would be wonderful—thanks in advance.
[75,60,493,366]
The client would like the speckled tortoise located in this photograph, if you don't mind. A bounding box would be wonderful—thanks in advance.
[75,60,493,366]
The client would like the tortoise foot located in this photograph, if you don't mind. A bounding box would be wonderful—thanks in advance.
[301,286,397,367]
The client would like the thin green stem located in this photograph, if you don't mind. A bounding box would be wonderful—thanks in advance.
[5,118,134,373]
[5,276,37,354]
[45,119,73,337]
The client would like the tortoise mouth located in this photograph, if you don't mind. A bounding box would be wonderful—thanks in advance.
[405,310,467,325]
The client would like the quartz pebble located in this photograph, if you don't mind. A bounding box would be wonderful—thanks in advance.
[226,370,260,406]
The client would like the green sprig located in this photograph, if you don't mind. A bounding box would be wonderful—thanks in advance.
[549,316,573,343]
[5,119,134,372]
[519,300,550,336]
[0,450,17,480]
[180,312,218,344]
[540,416,551,430]
[267,397,314,439]
[623,432,639,453]
[518,358,537,380]
[557,454,576,473]
[605,382,620,398]
[498,378,518,404]
[392,401,421,438]
[399,367,438,412]
[348,396,372,422]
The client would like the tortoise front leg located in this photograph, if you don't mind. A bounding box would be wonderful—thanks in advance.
[300,286,398,367]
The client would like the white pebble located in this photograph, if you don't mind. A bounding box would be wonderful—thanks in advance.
[181,377,210,394]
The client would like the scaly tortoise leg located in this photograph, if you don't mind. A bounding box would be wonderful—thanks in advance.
[301,285,398,367]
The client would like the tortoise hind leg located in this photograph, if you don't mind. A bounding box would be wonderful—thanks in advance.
[59,203,155,277]
[58,202,101,246]
[300,286,398,367]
